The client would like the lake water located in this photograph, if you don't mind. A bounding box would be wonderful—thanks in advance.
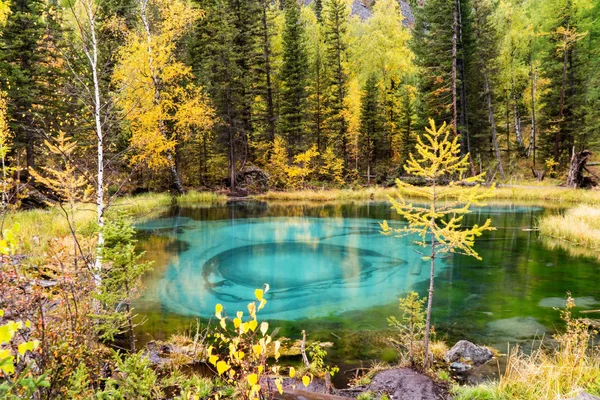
[133,201,600,366]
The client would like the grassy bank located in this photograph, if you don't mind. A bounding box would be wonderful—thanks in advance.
[538,205,600,259]
[5,191,227,254]
[255,185,600,205]
[452,298,600,400]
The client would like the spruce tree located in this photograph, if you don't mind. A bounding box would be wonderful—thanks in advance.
[539,0,587,166]
[192,0,261,190]
[322,0,349,169]
[314,0,323,22]
[279,0,309,154]
[0,0,52,169]
[359,73,383,183]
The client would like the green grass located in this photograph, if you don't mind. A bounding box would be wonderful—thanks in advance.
[4,191,227,256]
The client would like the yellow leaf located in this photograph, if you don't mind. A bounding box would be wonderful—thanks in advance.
[289,367,296,378]
[258,298,267,310]
[260,322,269,336]
[252,344,263,357]
[220,318,227,330]
[302,375,311,387]
[248,319,258,332]
[275,378,283,394]
[236,311,243,319]
[216,361,230,375]
[247,373,258,386]
[247,302,256,317]
[209,355,218,366]
[233,317,241,329]
[215,304,223,319]
[254,289,263,301]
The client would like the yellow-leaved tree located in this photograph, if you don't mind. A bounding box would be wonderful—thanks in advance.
[286,145,319,189]
[112,0,214,193]
[0,0,9,29]
[319,146,344,184]
[380,119,495,369]
[267,136,290,189]
[30,132,93,270]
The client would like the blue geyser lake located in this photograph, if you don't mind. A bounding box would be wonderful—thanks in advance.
[133,201,600,363]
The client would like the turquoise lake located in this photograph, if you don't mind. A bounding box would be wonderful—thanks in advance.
[133,201,600,366]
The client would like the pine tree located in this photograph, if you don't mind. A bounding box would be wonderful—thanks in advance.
[411,0,473,156]
[192,0,261,191]
[314,0,323,22]
[359,73,383,183]
[472,0,505,178]
[305,6,327,153]
[279,0,309,154]
[255,0,278,148]
[322,0,349,169]
[0,0,55,169]
[539,0,587,166]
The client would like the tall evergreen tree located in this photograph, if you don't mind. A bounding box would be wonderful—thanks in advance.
[472,0,505,178]
[314,0,323,22]
[411,0,473,157]
[359,73,383,182]
[0,0,53,169]
[279,0,309,154]
[305,6,327,153]
[539,0,587,165]
[192,0,261,190]
[322,0,349,169]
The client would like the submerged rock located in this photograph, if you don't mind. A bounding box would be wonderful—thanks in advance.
[445,340,493,366]
[487,316,547,339]
[539,296,599,309]
[449,362,472,372]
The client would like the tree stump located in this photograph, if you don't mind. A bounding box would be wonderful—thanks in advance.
[566,150,593,188]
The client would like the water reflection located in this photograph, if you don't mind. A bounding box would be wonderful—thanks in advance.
[134,201,600,360]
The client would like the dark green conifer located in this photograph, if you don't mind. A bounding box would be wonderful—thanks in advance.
[279,0,309,154]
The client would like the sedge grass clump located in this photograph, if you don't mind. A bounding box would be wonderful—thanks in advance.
[539,205,600,254]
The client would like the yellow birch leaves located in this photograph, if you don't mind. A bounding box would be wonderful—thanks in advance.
[112,0,214,171]
[208,284,312,398]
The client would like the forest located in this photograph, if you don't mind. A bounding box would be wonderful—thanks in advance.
[1,0,600,399]
[1,0,599,196]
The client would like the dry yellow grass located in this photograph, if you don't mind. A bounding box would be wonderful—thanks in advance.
[256,185,600,205]
[539,205,600,254]
[453,299,600,400]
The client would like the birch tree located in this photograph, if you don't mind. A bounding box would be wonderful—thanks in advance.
[112,0,214,194]
[67,0,109,280]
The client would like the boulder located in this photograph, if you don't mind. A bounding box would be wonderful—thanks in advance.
[364,368,443,400]
[445,340,493,366]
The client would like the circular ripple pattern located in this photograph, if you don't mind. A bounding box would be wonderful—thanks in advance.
[137,217,440,320]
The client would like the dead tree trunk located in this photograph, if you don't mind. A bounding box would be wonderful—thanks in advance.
[566,150,593,188]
